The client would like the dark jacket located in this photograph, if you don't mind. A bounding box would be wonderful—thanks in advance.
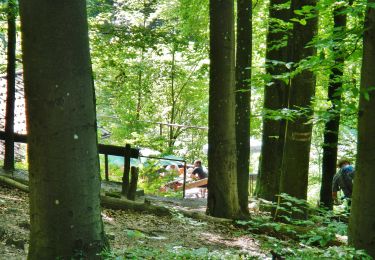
[192,166,208,180]
[332,165,355,198]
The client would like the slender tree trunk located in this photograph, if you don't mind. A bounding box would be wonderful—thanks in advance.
[3,0,17,171]
[320,5,347,209]
[136,8,147,122]
[169,49,176,148]
[256,0,290,202]
[19,0,106,258]
[235,0,252,215]
[349,3,375,257]
[136,53,143,121]
[207,0,241,219]
[279,0,318,200]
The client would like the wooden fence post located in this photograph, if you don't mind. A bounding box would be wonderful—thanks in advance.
[182,161,187,199]
[104,154,109,181]
[122,144,131,195]
[127,166,139,201]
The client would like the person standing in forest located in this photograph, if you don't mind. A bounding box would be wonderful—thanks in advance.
[332,159,355,207]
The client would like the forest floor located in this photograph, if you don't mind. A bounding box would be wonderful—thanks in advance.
[1,169,362,259]
[0,180,269,259]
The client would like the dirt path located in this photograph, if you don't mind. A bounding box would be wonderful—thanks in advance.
[0,183,268,259]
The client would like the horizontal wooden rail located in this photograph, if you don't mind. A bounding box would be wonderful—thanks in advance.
[0,130,192,198]
[0,131,27,143]
[0,131,139,158]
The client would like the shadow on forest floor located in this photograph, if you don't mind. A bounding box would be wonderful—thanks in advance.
[1,168,371,259]
[0,168,268,259]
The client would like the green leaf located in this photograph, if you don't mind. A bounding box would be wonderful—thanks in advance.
[363,92,370,101]
[290,18,300,23]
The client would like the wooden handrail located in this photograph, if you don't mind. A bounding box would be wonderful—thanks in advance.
[0,131,139,158]
[0,130,190,198]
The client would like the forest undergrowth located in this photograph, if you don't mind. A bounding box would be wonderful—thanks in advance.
[0,182,372,259]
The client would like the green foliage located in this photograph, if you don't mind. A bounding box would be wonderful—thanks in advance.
[261,237,372,260]
[138,163,181,197]
[88,0,209,158]
[101,245,258,260]
[237,194,372,259]
[99,156,124,182]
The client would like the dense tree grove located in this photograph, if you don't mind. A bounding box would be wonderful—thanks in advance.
[0,0,375,257]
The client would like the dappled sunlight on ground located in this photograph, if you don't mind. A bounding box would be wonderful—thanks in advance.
[0,184,268,259]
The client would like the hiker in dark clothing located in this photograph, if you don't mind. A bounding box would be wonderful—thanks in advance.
[191,160,208,180]
[191,160,208,198]
[332,159,355,206]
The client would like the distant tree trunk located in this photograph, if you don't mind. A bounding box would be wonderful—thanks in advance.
[207,0,241,219]
[279,0,318,200]
[320,5,348,209]
[349,3,375,258]
[169,49,176,148]
[19,0,106,258]
[136,49,144,121]
[256,0,290,202]
[3,0,17,171]
[136,8,147,122]
[235,0,252,215]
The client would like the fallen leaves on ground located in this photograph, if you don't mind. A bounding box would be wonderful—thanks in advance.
[0,184,266,259]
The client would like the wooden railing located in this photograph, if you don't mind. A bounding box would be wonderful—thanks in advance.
[0,130,139,183]
[0,131,192,198]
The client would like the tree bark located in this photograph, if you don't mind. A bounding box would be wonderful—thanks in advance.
[235,0,252,215]
[19,0,106,258]
[348,2,375,257]
[3,0,17,172]
[207,0,241,219]
[320,5,348,209]
[279,0,318,200]
[256,0,290,202]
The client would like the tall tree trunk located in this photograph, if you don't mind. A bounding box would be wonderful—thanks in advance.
[207,0,241,219]
[349,3,375,257]
[256,0,290,202]
[279,0,318,200]
[3,0,17,171]
[320,5,348,209]
[235,0,252,215]
[19,0,106,258]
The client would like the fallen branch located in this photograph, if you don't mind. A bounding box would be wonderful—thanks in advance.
[177,209,232,223]
[101,195,171,216]
[0,175,29,192]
